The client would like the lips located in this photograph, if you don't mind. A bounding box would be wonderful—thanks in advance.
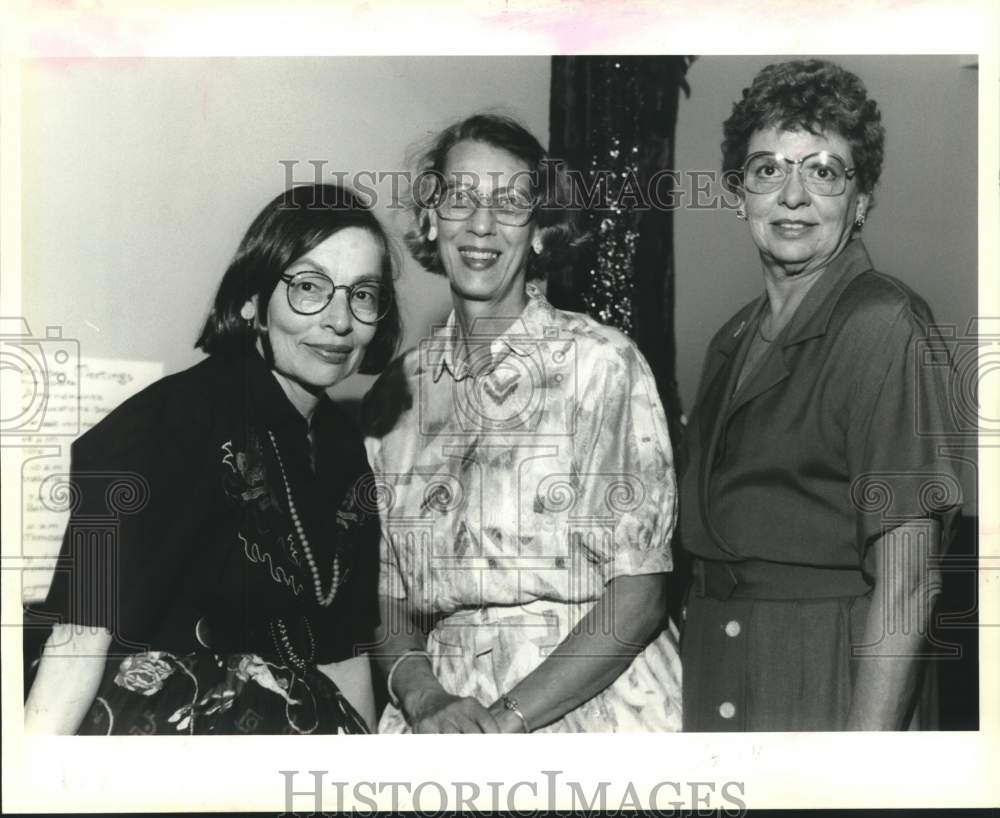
[772,220,815,226]
[458,246,501,270]
[770,220,817,237]
[304,342,353,363]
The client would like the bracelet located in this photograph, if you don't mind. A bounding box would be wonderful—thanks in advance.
[500,694,530,733]
[386,649,431,709]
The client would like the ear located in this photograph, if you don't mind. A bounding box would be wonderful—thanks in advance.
[241,295,262,327]
[531,225,543,254]
[854,192,871,222]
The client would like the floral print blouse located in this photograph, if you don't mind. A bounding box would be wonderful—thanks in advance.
[363,283,678,616]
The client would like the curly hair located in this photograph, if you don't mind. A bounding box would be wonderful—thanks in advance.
[404,113,581,282]
[721,59,885,197]
[196,183,401,374]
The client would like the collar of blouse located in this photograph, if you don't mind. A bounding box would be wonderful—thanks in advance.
[430,282,554,383]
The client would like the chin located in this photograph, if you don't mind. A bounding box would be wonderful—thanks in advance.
[765,244,819,267]
[448,279,499,303]
[308,363,355,391]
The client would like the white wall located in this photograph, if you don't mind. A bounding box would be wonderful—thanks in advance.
[21,57,552,402]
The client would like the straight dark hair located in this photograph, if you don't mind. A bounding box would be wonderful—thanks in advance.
[196,184,400,374]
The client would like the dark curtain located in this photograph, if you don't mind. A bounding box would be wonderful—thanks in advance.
[548,56,692,450]
[549,57,693,624]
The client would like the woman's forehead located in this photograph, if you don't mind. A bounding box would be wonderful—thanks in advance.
[285,228,384,278]
[747,126,852,159]
[443,139,534,190]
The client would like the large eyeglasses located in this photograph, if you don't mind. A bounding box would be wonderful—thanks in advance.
[434,186,536,227]
[742,151,857,196]
[279,272,391,324]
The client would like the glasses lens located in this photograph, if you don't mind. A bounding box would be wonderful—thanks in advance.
[743,152,850,196]
[349,282,387,323]
[437,188,477,220]
[287,272,334,314]
[801,153,847,195]
[744,154,786,194]
[492,190,535,226]
[436,187,535,226]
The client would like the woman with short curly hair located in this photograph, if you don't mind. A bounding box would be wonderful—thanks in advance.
[679,60,961,731]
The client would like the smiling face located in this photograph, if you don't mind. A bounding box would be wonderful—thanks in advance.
[742,127,869,278]
[248,227,382,417]
[430,139,539,316]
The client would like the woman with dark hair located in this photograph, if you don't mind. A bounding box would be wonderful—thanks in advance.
[679,60,961,731]
[364,114,682,733]
[25,184,400,735]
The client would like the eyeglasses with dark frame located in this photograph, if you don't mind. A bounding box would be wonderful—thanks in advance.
[434,185,537,227]
[741,151,858,197]
[278,272,391,324]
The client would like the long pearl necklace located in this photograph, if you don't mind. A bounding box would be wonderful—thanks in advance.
[267,430,341,607]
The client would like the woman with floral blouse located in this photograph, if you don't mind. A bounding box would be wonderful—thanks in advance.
[364,114,682,733]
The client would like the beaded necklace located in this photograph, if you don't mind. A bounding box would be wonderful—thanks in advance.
[266,430,342,607]
[268,617,315,672]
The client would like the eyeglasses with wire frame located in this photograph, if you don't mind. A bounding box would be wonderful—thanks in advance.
[434,185,536,227]
[741,151,858,196]
[278,272,391,324]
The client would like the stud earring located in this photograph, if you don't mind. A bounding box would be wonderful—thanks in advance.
[736,208,747,221]
[854,212,866,228]
[428,224,438,241]
[532,238,543,254]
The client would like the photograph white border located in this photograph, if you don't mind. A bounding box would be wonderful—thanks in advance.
[1,0,997,812]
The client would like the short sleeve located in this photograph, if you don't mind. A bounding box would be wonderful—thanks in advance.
[846,307,963,555]
[572,340,678,583]
[33,376,214,649]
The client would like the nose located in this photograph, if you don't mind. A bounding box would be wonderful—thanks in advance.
[466,201,497,236]
[778,165,812,208]
[320,289,354,335]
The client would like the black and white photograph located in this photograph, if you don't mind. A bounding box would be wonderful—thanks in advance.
[1,0,997,813]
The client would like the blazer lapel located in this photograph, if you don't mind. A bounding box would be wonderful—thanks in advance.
[726,341,791,416]
[696,299,761,554]
[724,240,876,418]
[693,240,876,558]
[695,301,760,410]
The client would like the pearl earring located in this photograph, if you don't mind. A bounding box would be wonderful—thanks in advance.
[240,303,255,324]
